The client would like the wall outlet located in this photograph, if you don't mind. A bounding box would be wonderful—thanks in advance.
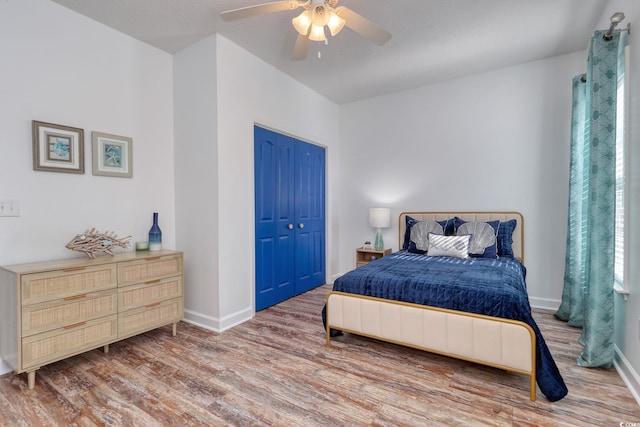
[0,200,20,217]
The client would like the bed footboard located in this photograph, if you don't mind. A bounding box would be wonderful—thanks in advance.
[325,291,537,401]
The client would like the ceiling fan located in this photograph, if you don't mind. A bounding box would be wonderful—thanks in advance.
[221,0,392,60]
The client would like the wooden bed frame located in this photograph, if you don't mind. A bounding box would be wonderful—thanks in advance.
[325,212,538,401]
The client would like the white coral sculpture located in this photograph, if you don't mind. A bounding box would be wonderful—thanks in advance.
[66,228,131,259]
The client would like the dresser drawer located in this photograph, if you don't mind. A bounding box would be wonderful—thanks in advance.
[117,254,183,287]
[3,250,185,389]
[22,289,117,337]
[21,264,117,305]
[21,315,118,371]
[118,276,183,311]
[118,297,183,339]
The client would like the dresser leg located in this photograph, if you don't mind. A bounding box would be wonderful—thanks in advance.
[104,344,109,353]
[172,322,177,337]
[27,371,36,390]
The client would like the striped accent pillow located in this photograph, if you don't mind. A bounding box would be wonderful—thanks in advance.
[427,233,471,258]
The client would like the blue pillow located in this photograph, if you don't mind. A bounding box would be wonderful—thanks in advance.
[403,216,453,254]
[453,218,499,258]
[497,219,517,258]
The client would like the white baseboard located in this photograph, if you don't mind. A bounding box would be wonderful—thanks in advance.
[183,307,253,333]
[182,310,220,332]
[0,359,11,376]
[614,345,640,406]
[529,296,561,312]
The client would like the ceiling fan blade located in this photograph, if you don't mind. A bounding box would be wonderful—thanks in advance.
[221,1,304,22]
[291,33,311,60]
[335,6,391,45]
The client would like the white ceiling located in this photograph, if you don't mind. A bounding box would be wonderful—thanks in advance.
[50,0,609,104]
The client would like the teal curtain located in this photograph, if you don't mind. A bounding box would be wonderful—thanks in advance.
[557,74,588,328]
[555,30,626,368]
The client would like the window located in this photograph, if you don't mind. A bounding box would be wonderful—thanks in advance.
[614,45,629,291]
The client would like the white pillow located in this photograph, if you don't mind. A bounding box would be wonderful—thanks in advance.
[427,233,471,258]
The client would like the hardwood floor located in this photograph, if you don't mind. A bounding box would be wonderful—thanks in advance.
[1,284,638,426]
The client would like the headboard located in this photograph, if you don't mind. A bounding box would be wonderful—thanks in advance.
[398,212,524,262]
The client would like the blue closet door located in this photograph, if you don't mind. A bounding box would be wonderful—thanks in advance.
[254,127,296,311]
[294,141,326,293]
[254,126,326,310]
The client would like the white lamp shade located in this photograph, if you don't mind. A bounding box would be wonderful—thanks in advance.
[327,11,345,36]
[369,208,391,229]
[292,10,312,35]
[308,24,326,41]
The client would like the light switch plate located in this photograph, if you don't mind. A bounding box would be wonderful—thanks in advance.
[0,200,20,217]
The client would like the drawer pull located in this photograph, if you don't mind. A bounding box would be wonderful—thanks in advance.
[63,266,86,272]
[63,293,87,301]
[64,321,86,329]
[144,257,161,261]
[145,279,161,285]
[145,301,161,308]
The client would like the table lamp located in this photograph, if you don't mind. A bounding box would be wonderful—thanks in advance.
[369,208,391,250]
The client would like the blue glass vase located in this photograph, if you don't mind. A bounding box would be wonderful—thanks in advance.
[148,212,162,251]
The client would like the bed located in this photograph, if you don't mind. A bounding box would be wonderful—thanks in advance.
[324,212,567,402]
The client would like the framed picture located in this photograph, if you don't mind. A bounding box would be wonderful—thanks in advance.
[32,121,84,174]
[92,131,133,178]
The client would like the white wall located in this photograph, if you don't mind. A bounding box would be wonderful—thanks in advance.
[0,1,175,264]
[174,35,341,331]
[173,36,220,329]
[216,35,341,328]
[339,51,585,309]
[0,0,175,373]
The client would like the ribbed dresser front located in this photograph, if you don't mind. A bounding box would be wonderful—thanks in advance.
[0,250,184,390]
[20,264,118,373]
[117,254,184,340]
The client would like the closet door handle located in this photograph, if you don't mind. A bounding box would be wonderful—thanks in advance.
[287,224,293,230]
[298,223,304,229]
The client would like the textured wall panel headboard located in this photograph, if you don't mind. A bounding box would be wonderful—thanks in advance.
[398,212,524,262]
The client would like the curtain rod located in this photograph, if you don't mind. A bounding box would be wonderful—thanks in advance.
[604,11,631,41]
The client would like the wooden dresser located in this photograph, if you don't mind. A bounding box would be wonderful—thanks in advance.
[0,250,183,390]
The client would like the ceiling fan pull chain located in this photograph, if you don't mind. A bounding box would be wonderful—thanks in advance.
[318,37,328,59]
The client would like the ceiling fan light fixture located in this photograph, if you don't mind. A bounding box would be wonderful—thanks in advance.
[292,10,312,35]
[327,10,345,36]
[222,0,391,60]
[311,5,330,27]
[308,24,327,41]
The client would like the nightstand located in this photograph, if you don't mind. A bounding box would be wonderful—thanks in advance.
[356,247,392,268]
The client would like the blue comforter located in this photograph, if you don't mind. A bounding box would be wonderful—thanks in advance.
[328,251,568,401]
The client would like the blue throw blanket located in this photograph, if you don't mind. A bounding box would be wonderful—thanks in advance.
[328,251,568,401]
